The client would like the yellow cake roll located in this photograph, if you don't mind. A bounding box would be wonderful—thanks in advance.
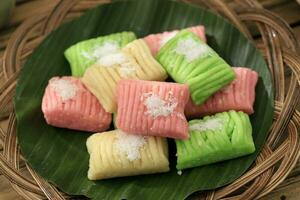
[122,39,167,81]
[82,39,167,113]
[86,130,169,180]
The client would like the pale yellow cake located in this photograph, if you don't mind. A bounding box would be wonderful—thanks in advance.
[86,129,169,180]
[82,39,167,113]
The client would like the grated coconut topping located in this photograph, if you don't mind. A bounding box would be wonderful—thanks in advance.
[81,41,120,62]
[142,91,178,118]
[97,52,128,67]
[189,118,223,132]
[116,131,146,161]
[50,79,78,101]
[119,66,136,77]
[175,38,211,62]
[96,52,137,77]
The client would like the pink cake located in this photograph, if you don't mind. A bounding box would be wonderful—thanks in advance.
[116,80,190,139]
[144,25,206,55]
[185,67,258,118]
[42,77,112,132]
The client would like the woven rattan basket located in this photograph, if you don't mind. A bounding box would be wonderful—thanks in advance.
[1,0,300,199]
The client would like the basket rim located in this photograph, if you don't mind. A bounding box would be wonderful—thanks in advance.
[1,0,300,200]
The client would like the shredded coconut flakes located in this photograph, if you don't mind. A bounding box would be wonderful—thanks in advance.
[142,91,178,118]
[119,66,136,77]
[81,51,93,61]
[50,79,78,101]
[116,131,146,161]
[189,118,223,132]
[96,52,137,77]
[175,38,211,62]
[81,41,120,62]
[97,52,128,67]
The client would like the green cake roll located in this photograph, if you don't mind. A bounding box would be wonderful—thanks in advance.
[64,32,136,77]
[176,111,255,170]
[157,30,235,105]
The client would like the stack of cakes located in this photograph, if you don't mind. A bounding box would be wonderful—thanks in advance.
[41,26,258,180]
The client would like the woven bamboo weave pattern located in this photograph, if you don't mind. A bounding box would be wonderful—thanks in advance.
[0,0,300,199]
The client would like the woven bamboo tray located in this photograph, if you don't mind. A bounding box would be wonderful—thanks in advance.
[0,0,300,199]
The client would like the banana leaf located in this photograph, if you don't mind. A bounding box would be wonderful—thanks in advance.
[15,0,274,199]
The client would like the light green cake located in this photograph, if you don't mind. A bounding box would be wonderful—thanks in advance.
[156,30,235,105]
[64,32,136,77]
[176,111,255,170]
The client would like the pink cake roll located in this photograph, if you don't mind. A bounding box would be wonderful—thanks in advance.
[144,25,206,55]
[185,67,258,118]
[42,77,112,132]
[116,80,190,139]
